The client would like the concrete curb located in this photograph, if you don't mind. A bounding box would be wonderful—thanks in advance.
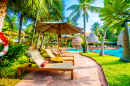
[79,53,108,86]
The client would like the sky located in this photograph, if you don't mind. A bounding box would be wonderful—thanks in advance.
[64,0,104,32]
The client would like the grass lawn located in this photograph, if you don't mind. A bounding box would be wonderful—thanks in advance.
[0,51,48,86]
[80,52,130,86]
[0,55,30,86]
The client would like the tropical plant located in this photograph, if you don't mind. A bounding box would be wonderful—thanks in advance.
[39,32,45,51]
[99,25,108,56]
[2,13,18,37]
[24,24,37,45]
[99,0,130,58]
[67,0,100,52]
[90,22,101,37]
[33,0,64,50]
[66,17,78,26]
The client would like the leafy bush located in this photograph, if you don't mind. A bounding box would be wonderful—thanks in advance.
[81,42,85,48]
[0,43,29,61]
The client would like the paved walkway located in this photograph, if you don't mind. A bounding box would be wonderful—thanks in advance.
[15,51,107,86]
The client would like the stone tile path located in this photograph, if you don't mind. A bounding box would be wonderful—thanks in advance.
[15,51,107,86]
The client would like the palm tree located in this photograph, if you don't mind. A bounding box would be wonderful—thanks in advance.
[99,0,130,58]
[99,25,108,56]
[34,0,64,50]
[2,13,18,37]
[91,22,101,37]
[0,0,8,32]
[8,0,28,43]
[39,32,45,51]
[67,0,100,52]
[27,0,50,49]
[66,17,79,26]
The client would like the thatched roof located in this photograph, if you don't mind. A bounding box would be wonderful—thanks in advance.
[117,31,123,45]
[87,33,98,43]
[72,35,83,45]
[80,30,90,37]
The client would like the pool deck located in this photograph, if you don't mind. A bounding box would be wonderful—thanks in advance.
[15,51,107,86]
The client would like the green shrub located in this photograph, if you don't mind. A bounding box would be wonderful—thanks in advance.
[0,43,29,62]
[81,42,85,47]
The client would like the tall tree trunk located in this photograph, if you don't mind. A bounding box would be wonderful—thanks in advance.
[35,30,41,50]
[18,14,23,44]
[120,22,130,61]
[83,10,88,52]
[100,26,107,56]
[46,35,52,49]
[0,0,8,32]
[39,33,45,51]
[31,20,37,50]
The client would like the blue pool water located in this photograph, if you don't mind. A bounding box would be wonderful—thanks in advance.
[66,48,123,57]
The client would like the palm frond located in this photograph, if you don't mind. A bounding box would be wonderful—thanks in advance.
[67,4,80,10]
[71,11,81,22]
[68,5,81,19]
[85,4,100,13]
[84,11,89,22]
[79,0,96,4]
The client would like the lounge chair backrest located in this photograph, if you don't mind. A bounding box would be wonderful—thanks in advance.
[54,48,58,52]
[45,49,55,58]
[26,50,45,67]
[52,49,58,55]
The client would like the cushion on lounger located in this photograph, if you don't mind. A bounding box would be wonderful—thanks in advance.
[59,50,63,54]
[41,60,49,67]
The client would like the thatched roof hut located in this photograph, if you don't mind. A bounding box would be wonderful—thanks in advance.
[87,33,98,43]
[117,31,123,45]
[80,30,90,37]
[72,34,83,45]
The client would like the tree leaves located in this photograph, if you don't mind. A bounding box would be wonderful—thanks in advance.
[99,0,130,32]
[67,0,100,25]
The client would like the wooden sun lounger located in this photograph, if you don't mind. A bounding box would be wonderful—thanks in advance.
[45,49,74,66]
[18,50,74,79]
[52,49,74,58]
[54,48,71,53]
[18,62,73,79]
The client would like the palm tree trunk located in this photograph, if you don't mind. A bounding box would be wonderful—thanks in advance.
[46,35,52,49]
[35,30,41,50]
[39,33,45,51]
[0,0,8,32]
[18,14,23,44]
[31,19,37,50]
[100,26,107,56]
[83,10,88,52]
[120,22,130,61]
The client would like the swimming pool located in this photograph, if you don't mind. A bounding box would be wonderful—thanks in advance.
[65,48,123,57]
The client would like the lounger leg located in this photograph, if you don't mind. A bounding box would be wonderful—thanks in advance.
[17,68,21,76]
[71,70,73,79]
[72,60,74,66]
[29,63,32,67]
